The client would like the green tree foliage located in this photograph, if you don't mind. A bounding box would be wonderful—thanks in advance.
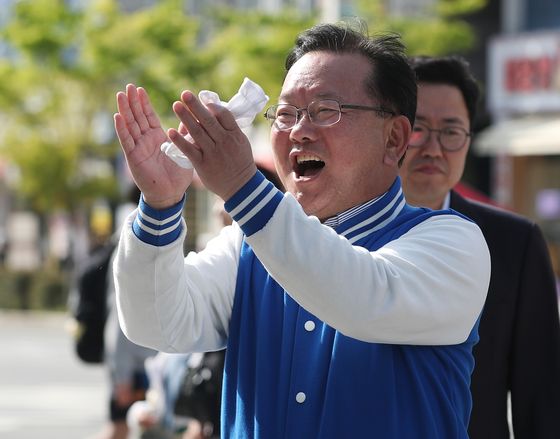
[355,0,486,55]
[0,0,202,212]
[197,7,314,105]
[0,0,484,214]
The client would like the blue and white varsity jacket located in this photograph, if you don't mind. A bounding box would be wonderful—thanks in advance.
[114,172,491,438]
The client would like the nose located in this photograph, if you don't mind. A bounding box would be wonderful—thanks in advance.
[420,130,443,157]
[289,110,316,143]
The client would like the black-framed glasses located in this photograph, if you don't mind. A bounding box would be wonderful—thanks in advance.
[263,99,395,131]
[409,124,471,152]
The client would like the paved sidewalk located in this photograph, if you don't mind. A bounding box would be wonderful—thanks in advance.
[0,310,107,439]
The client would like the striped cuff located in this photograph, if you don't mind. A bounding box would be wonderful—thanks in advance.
[132,194,185,246]
[224,171,284,237]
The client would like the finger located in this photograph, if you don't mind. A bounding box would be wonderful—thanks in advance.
[207,102,239,132]
[180,91,222,137]
[126,84,151,134]
[168,127,202,164]
[114,113,136,155]
[178,122,189,136]
[172,100,213,147]
[137,87,163,130]
[116,89,142,141]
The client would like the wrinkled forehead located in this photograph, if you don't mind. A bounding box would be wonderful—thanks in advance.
[280,52,372,103]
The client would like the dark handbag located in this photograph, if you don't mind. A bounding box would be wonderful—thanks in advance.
[174,350,225,435]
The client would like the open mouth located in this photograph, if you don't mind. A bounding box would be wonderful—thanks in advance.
[295,154,325,178]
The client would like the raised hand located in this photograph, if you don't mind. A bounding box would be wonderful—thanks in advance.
[167,90,257,202]
[114,84,194,209]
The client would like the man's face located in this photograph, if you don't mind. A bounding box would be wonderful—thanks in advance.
[400,83,470,209]
[271,51,396,220]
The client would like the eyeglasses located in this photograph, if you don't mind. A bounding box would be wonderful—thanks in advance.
[409,124,471,152]
[263,99,395,131]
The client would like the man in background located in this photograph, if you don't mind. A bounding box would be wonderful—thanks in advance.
[400,55,560,439]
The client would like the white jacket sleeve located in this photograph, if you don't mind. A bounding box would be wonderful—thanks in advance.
[247,194,490,345]
[116,171,490,352]
[114,211,242,353]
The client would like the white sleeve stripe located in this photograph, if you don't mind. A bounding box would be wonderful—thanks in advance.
[138,207,183,226]
[228,179,271,218]
[235,190,278,227]
[136,218,182,236]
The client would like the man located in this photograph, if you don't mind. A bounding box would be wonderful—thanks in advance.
[400,55,560,439]
[113,23,490,438]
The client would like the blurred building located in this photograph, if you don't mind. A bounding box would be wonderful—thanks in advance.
[463,0,560,269]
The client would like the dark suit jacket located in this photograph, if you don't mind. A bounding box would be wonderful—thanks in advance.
[450,190,560,439]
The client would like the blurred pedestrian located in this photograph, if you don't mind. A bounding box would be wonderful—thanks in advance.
[93,186,157,439]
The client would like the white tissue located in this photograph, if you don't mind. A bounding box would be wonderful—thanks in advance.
[161,77,269,169]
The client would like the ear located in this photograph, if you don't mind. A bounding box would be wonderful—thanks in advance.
[383,115,411,167]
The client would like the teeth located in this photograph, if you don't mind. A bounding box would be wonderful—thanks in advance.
[297,154,322,164]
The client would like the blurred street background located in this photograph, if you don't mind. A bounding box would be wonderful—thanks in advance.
[0,310,106,439]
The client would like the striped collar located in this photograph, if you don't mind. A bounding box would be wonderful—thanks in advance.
[323,177,406,245]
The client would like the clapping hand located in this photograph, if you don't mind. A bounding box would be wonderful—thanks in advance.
[114,84,194,209]
[168,90,257,202]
